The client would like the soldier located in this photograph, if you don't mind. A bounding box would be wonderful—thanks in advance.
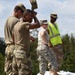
[36,20,59,75]
[48,13,63,68]
[13,9,40,75]
[4,3,26,75]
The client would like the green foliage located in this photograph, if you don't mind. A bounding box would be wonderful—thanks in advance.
[0,53,5,75]
[30,38,39,75]
[61,34,75,72]
[0,38,6,55]
[0,38,6,75]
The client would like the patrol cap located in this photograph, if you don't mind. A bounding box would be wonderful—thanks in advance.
[16,3,26,11]
[40,20,48,25]
[50,13,58,19]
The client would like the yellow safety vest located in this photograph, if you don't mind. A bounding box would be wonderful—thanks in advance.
[48,22,62,46]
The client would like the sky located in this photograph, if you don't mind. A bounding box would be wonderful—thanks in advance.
[0,0,75,38]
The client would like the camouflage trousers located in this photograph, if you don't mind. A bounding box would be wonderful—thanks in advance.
[13,46,32,75]
[36,44,58,74]
[4,44,15,75]
[52,44,63,68]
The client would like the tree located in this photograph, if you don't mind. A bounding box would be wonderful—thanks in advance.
[0,37,6,55]
[0,37,6,75]
[30,38,39,75]
[61,34,75,72]
[0,53,5,75]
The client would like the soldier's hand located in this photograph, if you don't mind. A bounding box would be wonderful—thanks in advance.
[48,42,53,48]
[30,36,35,42]
[32,11,37,16]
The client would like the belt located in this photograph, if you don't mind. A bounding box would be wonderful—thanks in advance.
[44,44,48,46]
[38,44,48,47]
[7,43,14,46]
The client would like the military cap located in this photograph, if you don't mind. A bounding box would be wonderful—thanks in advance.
[16,3,26,11]
[40,20,48,25]
[50,13,58,18]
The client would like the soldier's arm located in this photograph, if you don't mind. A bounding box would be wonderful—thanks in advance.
[29,15,40,29]
[30,36,35,42]
[47,29,53,47]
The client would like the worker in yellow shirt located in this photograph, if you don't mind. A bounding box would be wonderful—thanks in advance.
[48,13,63,68]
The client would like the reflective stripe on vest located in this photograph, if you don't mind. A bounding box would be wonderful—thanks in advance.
[48,24,60,38]
[48,22,62,46]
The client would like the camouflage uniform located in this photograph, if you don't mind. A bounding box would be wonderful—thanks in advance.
[4,3,26,75]
[4,16,19,75]
[52,44,63,67]
[36,23,58,74]
[4,44,15,75]
[48,14,64,68]
[13,22,32,75]
[37,44,58,74]
[12,45,32,75]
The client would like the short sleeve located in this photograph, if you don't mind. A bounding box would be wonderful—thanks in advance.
[12,19,20,34]
[23,22,31,29]
[40,29,46,36]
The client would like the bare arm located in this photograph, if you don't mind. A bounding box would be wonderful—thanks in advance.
[29,16,40,29]
[41,31,48,45]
